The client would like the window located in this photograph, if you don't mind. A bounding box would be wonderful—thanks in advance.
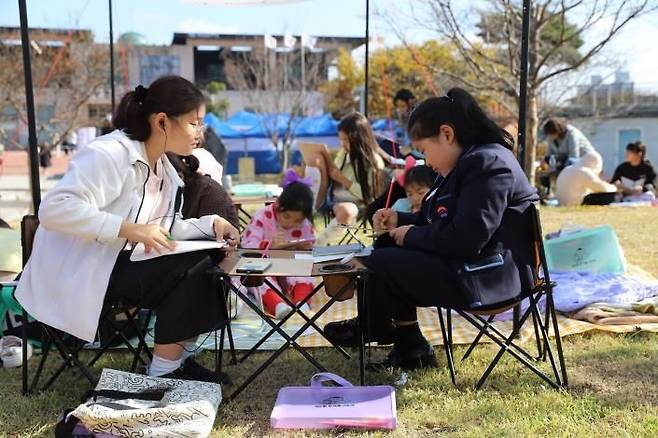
[617,128,642,163]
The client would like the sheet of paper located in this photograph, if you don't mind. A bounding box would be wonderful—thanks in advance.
[295,253,345,263]
[130,240,227,262]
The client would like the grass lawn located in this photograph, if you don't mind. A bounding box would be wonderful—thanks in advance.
[1,206,657,437]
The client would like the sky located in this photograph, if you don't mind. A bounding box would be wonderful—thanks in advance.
[2,0,658,91]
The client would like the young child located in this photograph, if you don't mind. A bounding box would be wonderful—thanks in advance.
[240,172,316,318]
[391,164,435,213]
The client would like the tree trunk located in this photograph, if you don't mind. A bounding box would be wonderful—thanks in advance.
[524,90,539,184]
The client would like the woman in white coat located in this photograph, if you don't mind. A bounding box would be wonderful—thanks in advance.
[15,76,239,382]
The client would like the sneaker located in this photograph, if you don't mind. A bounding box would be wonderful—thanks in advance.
[0,335,33,368]
[324,317,395,348]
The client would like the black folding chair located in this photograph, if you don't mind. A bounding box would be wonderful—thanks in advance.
[16,216,155,393]
[436,203,568,390]
[18,215,236,394]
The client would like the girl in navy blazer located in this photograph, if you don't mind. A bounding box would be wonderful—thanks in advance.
[325,88,539,370]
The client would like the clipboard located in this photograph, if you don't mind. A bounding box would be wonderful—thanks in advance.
[299,142,329,167]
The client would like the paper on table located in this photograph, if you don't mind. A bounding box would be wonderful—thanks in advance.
[296,245,372,264]
[130,240,228,262]
[295,253,345,263]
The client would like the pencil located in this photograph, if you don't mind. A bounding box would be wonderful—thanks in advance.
[384,179,395,209]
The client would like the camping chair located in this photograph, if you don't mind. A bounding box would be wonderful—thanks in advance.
[17,215,236,394]
[320,209,372,246]
[16,215,150,394]
[436,203,568,390]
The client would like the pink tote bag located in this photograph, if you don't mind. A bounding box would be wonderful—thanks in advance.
[271,372,396,430]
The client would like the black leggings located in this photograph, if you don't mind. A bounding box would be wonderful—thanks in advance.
[105,250,226,344]
[362,246,466,338]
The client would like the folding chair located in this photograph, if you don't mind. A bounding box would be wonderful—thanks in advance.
[436,203,568,390]
[16,216,236,394]
[16,215,149,393]
[320,209,372,247]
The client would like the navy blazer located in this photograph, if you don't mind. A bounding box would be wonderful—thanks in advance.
[398,143,540,300]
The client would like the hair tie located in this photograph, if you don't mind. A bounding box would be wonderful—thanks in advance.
[442,94,453,103]
[134,85,148,104]
[280,168,313,188]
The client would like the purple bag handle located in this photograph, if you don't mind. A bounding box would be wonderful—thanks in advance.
[310,372,354,388]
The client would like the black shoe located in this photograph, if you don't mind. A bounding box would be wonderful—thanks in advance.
[324,317,395,348]
[181,357,231,385]
[367,339,438,371]
[158,358,231,385]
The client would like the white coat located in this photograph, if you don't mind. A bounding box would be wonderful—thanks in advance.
[15,130,218,342]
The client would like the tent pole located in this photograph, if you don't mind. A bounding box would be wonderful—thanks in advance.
[517,0,531,170]
[109,0,116,112]
[18,0,41,212]
[364,0,370,118]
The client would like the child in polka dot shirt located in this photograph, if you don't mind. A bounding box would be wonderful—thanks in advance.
[240,180,316,318]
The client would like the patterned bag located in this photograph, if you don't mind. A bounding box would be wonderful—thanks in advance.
[68,369,221,437]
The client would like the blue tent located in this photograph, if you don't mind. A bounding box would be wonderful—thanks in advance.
[203,113,245,139]
[295,113,338,137]
[227,110,261,132]
[371,118,399,132]
[241,113,303,138]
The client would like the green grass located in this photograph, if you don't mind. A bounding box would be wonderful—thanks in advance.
[1,207,657,437]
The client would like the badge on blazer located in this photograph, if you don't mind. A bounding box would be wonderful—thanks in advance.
[436,205,448,218]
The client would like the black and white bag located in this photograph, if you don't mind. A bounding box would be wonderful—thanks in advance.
[59,369,221,437]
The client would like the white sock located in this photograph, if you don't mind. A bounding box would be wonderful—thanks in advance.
[180,340,198,362]
[148,354,182,377]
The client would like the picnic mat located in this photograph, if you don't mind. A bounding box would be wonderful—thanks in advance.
[125,265,658,351]
[192,292,658,351]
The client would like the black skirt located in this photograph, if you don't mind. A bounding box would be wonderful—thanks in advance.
[105,249,226,344]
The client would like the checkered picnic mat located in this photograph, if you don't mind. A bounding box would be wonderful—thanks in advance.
[194,282,658,352]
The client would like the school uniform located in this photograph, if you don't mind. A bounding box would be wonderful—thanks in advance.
[362,143,539,337]
[15,130,227,343]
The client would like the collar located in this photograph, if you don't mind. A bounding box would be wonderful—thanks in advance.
[107,129,184,188]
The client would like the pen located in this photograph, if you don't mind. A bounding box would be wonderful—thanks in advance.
[340,253,355,264]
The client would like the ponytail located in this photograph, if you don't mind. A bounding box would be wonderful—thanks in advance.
[113,76,205,141]
[407,87,514,151]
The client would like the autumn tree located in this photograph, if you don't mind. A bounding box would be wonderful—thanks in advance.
[0,29,109,151]
[224,47,324,169]
[384,0,656,181]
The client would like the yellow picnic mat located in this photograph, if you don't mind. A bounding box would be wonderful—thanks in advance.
[197,286,658,351]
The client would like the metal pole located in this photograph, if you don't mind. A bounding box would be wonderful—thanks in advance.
[301,44,305,115]
[109,0,116,112]
[18,0,41,212]
[364,0,370,118]
[517,0,531,169]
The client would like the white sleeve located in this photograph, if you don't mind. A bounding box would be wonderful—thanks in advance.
[38,145,125,244]
[170,214,218,240]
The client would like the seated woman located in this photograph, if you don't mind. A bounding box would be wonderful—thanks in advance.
[15,76,239,382]
[611,141,656,202]
[324,88,539,370]
[309,112,384,244]
[540,118,597,195]
[555,151,617,206]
